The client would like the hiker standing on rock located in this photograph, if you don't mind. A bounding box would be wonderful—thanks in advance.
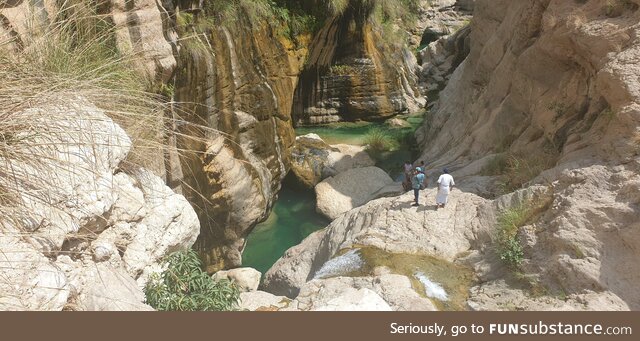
[436,168,455,209]
[411,167,426,207]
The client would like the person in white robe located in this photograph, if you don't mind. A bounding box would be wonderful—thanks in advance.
[436,169,455,208]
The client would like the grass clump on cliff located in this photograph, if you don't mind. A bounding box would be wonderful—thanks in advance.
[494,195,553,272]
[145,250,240,311]
[482,148,558,196]
[495,206,528,270]
[201,0,320,42]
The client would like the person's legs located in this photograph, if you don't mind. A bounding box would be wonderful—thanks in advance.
[413,188,419,205]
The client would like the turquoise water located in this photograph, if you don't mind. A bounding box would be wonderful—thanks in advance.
[242,178,330,274]
[242,115,424,274]
[295,121,374,145]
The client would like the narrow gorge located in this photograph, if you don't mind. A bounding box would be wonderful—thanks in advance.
[1,0,638,311]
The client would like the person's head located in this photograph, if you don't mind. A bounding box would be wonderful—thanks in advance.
[415,167,422,173]
[443,168,449,174]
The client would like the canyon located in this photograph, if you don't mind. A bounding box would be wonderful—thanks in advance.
[1,0,639,311]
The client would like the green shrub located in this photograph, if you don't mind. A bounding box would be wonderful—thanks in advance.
[364,127,397,153]
[482,149,557,195]
[144,250,240,311]
[495,206,528,270]
[329,64,355,75]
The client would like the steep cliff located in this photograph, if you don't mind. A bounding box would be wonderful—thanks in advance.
[171,6,305,270]
[419,0,639,173]
[292,0,423,125]
[414,0,640,309]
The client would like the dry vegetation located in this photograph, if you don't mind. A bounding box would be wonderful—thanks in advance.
[0,0,216,231]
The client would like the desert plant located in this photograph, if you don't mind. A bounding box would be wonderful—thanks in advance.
[329,64,356,75]
[0,1,218,231]
[495,205,528,270]
[144,250,240,311]
[364,127,397,153]
[481,148,558,195]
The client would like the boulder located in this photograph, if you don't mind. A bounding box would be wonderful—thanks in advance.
[281,274,437,311]
[212,268,262,292]
[385,118,411,128]
[290,134,375,188]
[0,235,69,311]
[315,166,396,220]
[312,288,392,311]
[283,277,392,311]
[69,263,154,311]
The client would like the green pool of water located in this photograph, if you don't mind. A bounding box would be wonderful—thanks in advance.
[242,115,425,274]
[295,121,375,145]
[296,116,424,179]
[242,178,330,274]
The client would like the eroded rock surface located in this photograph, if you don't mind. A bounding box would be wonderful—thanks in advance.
[290,134,375,188]
[0,99,199,311]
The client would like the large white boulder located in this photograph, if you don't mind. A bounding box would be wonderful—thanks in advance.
[290,134,375,188]
[212,267,262,292]
[315,166,399,220]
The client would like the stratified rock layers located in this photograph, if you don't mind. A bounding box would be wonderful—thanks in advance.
[173,16,303,270]
[292,2,422,125]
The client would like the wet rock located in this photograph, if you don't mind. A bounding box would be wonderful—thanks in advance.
[264,189,489,297]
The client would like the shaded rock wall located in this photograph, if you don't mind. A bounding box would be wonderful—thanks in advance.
[292,3,423,125]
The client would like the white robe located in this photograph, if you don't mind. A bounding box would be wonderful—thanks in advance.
[436,174,455,204]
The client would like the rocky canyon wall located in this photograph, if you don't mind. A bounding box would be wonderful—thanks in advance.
[292,1,423,125]
[172,8,304,271]
[418,0,639,171]
[414,0,640,309]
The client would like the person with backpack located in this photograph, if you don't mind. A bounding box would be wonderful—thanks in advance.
[436,168,455,208]
[411,167,426,206]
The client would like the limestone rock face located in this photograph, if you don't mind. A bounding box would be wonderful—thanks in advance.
[172,11,306,270]
[410,0,473,50]
[239,291,291,311]
[418,25,471,96]
[292,2,423,125]
[290,134,375,188]
[418,0,640,172]
[0,0,176,82]
[0,99,199,310]
[412,0,640,310]
[315,166,400,220]
[277,270,438,311]
[108,0,177,82]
